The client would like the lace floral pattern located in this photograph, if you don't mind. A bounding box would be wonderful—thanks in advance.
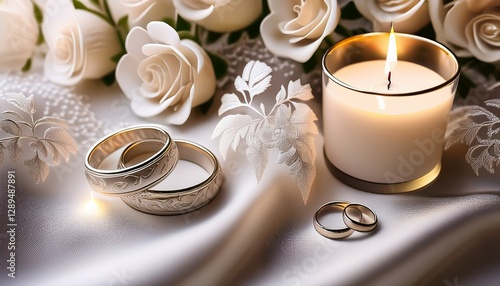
[446,98,500,175]
[0,73,103,183]
[212,60,318,203]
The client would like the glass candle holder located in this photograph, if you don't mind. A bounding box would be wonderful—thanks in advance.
[322,33,460,193]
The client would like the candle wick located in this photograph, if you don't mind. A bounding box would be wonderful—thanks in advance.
[387,71,392,90]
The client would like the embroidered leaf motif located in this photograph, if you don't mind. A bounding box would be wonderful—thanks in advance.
[239,60,272,99]
[29,140,48,158]
[446,101,500,175]
[276,85,286,102]
[6,92,36,115]
[25,155,49,184]
[218,93,245,115]
[5,138,22,162]
[465,145,496,175]
[485,99,500,109]
[212,114,253,159]
[246,144,268,182]
[466,105,498,121]
[0,92,79,183]
[0,144,4,167]
[287,79,314,101]
[2,110,25,122]
[0,119,23,136]
[42,127,78,163]
[35,116,69,129]
[213,60,318,203]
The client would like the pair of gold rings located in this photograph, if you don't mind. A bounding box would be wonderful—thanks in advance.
[84,124,222,215]
[314,201,378,239]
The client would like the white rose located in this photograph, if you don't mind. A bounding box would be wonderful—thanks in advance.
[173,0,262,32]
[429,0,500,62]
[0,0,38,71]
[40,0,122,85]
[116,21,216,125]
[108,0,176,29]
[260,0,340,63]
[353,0,430,33]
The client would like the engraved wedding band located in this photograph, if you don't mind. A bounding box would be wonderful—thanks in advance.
[118,139,222,215]
[314,201,378,239]
[84,125,178,196]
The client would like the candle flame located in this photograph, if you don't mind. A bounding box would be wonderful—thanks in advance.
[385,23,397,77]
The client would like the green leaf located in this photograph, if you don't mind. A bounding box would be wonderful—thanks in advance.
[340,1,363,20]
[334,24,352,38]
[117,15,130,35]
[36,27,45,45]
[176,15,191,31]
[178,31,198,42]
[457,73,476,98]
[33,2,45,45]
[228,30,243,45]
[110,52,124,63]
[21,59,32,72]
[33,2,43,24]
[352,27,370,36]
[72,0,110,25]
[162,17,176,29]
[302,54,319,74]
[244,4,266,39]
[198,97,214,115]
[324,35,335,47]
[90,0,100,6]
[206,31,224,44]
[262,0,270,15]
[101,71,116,86]
[415,22,436,40]
[207,51,228,80]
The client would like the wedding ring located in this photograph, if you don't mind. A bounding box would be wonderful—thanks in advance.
[118,139,223,215]
[84,125,178,196]
[342,204,378,232]
[313,201,355,239]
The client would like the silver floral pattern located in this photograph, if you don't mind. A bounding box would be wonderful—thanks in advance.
[212,60,318,203]
[446,98,500,175]
[0,72,103,184]
[121,167,223,215]
[0,92,78,183]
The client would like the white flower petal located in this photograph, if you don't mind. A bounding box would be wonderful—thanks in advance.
[174,0,262,32]
[0,0,38,71]
[42,2,121,85]
[126,27,154,57]
[116,55,143,99]
[162,86,194,125]
[261,0,339,63]
[354,0,430,33]
[443,1,475,48]
[146,21,180,46]
[172,0,214,21]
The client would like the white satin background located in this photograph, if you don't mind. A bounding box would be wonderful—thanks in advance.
[1,56,500,286]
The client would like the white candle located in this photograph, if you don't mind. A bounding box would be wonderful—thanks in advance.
[324,59,455,184]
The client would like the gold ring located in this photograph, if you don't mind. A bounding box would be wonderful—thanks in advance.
[342,203,378,232]
[313,201,354,239]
